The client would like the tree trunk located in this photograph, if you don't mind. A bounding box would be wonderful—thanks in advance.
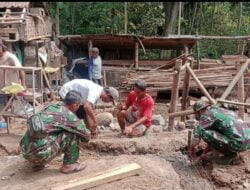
[124,2,128,34]
[55,2,60,46]
[177,2,181,35]
[189,2,197,34]
[163,2,179,35]
[71,3,76,34]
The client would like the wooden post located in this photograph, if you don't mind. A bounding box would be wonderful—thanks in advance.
[178,2,181,35]
[135,42,139,69]
[220,59,250,100]
[88,40,93,58]
[181,55,192,122]
[196,40,200,70]
[186,65,216,104]
[32,69,36,114]
[168,60,182,131]
[237,61,245,120]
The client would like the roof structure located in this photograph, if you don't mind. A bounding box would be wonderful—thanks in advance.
[0,2,30,8]
[59,34,199,50]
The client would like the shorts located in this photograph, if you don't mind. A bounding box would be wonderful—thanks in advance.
[76,105,86,120]
[126,108,148,136]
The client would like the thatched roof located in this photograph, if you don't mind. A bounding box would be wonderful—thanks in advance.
[0,2,30,8]
[59,34,198,50]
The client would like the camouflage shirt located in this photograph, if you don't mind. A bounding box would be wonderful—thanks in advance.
[20,103,91,157]
[195,105,250,151]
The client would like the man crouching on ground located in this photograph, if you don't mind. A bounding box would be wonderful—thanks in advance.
[117,80,154,137]
[188,100,250,165]
[20,91,91,174]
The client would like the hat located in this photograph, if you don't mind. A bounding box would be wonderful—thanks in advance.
[104,87,119,106]
[193,100,209,112]
[0,39,7,49]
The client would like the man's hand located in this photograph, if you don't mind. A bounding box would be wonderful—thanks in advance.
[124,125,133,135]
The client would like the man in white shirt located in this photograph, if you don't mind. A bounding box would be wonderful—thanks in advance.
[0,39,26,89]
[59,79,119,138]
[88,47,102,85]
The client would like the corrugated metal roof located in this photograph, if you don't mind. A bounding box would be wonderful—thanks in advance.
[0,2,30,8]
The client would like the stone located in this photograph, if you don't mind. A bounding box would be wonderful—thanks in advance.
[109,122,121,132]
[243,182,250,189]
[175,121,186,131]
[211,168,233,186]
[245,165,250,174]
[151,115,166,126]
[96,112,114,127]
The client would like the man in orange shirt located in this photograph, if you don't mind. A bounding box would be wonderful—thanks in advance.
[117,80,154,137]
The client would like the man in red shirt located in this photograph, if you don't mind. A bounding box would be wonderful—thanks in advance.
[117,80,154,137]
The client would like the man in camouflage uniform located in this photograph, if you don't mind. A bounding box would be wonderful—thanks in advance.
[189,100,250,165]
[20,91,91,174]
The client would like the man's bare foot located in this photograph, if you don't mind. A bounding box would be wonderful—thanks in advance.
[60,162,87,174]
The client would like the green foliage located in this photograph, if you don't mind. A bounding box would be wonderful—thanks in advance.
[48,2,250,59]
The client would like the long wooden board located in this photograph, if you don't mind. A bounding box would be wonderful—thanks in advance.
[51,163,142,190]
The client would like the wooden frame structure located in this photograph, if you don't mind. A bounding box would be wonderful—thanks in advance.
[0,65,43,133]
[167,58,250,130]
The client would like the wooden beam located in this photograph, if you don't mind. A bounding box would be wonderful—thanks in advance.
[216,99,250,107]
[237,62,245,120]
[186,65,216,104]
[168,60,183,131]
[51,163,142,190]
[199,35,250,40]
[220,59,250,100]
[135,42,139,69]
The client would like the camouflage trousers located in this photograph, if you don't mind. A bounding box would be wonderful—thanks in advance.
[199,128,243,155]
[20,132,80,166]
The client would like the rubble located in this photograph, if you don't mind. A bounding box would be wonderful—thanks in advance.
[151,114,166,126]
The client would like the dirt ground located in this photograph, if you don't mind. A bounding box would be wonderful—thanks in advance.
[0,106,249,190]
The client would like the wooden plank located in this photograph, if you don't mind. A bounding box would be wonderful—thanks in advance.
[220,59,250,100]
[0,28,18,33]
[51,163,142,190]
[0,65,42,71]
[186,65,216,104]
[168,60,183,131]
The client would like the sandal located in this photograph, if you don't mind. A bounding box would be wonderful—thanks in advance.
[60,162,87,174]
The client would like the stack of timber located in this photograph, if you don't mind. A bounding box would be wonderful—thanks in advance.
[121,66,250,92]
[193,58,225,69]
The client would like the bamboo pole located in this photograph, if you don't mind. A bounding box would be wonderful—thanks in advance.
[186,65,216,104]
[168,60,183,131]
[216,99,250,107]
